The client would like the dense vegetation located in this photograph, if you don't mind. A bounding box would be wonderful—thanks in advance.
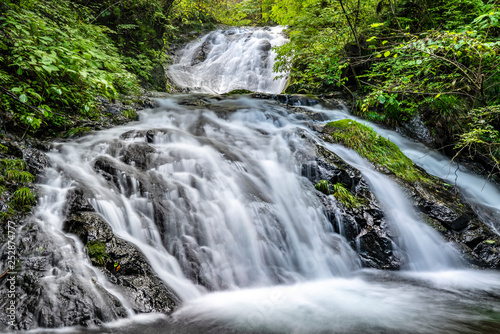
[217,0,500,174]
[1,0,499,192]
[0,0,225,137]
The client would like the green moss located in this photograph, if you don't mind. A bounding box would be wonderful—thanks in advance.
[86,240,109,266]
[122,109,138,120]
[63,127,91,138]
[11,187,35,210]
[223,89,254,95]
[325,120,428,183]
[315,179,362,209]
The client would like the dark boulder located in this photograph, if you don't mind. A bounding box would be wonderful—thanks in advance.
[63,211,180,313]
[304,145,402,270]
[0,221,128,331]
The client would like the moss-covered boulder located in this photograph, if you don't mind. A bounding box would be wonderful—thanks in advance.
[322,119,500,269]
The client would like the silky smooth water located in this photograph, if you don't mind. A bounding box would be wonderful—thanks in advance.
[26,27,500,333]
[167,27,288,94]
[304,104,500,235]
[31,96,500,333]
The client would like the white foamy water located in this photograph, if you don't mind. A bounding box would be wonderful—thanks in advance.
[167,27,288,94]
[305,104,500,234]
[29,96,500,333]
[23,24,500,332]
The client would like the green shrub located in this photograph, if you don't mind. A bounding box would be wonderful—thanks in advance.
[0,0,140,132]
[86,240,109,266]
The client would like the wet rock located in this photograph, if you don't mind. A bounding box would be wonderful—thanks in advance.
[120,142,156,170]
[358,230,397,269]
[397,113,434,146]
[259,40,272,62]
[259,40,272,52]
[251,93,321,106]
[65,187,95,215]
[0,220,128,331]
[21,147,50,175]
[63,212,180,313]
[305,145,402,270]
[191,34,216,66]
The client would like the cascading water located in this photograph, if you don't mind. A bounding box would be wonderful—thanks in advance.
[15,27,500,333]
[167,27,288,94]
[305,105,500,235]
[325,143,461,271]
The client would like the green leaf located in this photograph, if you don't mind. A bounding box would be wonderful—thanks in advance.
[19,94,28,103]
[42,65,59,73]
[384,51,391,57]
[371,23,385,28]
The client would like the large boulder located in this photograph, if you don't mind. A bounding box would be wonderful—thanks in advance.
[303,145,402,270]
[63,211,180,314]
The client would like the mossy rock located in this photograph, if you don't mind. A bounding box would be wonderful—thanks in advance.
[324,119,428,183]
[86,240,108,266]
[223,89,254,95]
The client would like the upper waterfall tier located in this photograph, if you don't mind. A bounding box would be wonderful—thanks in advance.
[167,27,288,94]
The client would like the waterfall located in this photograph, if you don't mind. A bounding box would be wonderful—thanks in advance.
[16,27,500,333]
[327,144,461,271]
[305,104,500,235]
[167,27,288,94]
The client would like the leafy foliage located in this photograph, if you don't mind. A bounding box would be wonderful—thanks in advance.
[0,158,35,221]
[457,105,500,167]
[0,0,140,134]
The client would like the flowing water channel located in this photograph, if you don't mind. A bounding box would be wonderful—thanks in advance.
[28,27,500,333]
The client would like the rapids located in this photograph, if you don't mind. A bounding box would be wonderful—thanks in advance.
[18,27,500,333]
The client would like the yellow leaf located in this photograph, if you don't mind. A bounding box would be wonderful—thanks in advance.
[435,94,441,99]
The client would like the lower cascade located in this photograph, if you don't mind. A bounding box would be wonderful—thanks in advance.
[5,95,500,333]
[3,27,500,333]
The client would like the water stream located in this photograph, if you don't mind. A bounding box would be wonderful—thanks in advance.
[305,105,500,235]
[167,27,288,94]
[26,27,500,333]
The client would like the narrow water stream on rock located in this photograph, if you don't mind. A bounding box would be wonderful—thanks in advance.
[306,105,500,235]
[23,27,500,333]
